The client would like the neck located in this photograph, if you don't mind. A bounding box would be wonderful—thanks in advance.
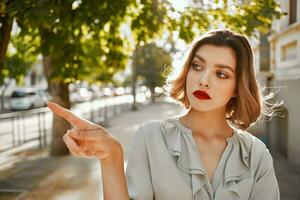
[179,107,233,140]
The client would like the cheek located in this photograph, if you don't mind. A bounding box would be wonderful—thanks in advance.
[185,72,193,91]
[216,82,236,100]
[186,70,198,87]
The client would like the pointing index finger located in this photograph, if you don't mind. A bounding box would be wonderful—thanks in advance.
[47,101,92,130]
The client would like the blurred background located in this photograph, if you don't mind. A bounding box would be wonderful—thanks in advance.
[0,0,299,199]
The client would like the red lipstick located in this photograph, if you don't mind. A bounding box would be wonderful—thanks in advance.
[193,90,211,100]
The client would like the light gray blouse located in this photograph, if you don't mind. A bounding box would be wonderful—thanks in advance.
[125,116,280,200]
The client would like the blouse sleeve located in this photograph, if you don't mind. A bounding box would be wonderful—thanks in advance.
[250,150,280,200]
[125,125,154,200]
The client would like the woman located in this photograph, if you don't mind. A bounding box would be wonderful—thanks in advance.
[47,29,280,200]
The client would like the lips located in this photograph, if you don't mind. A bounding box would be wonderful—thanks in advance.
[193,90,211,100]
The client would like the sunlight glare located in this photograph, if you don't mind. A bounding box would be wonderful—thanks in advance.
[168,0,188,11]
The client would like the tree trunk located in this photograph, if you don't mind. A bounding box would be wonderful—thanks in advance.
[0,16,12,82]
[49,80,71,155]
[30,69,37,86]
[131,63,138,110]
[150,86,156,103]
[43,55,70,156]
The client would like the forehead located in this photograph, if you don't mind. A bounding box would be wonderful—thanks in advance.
[193,44,237,70]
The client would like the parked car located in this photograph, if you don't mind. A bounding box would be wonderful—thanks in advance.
[112,87,125,96]
[69,87,93,103]
[10,88,51,111]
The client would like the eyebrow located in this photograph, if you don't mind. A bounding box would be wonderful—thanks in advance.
[193,54,235,73]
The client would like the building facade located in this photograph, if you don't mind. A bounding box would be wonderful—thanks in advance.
[265,0,300,167]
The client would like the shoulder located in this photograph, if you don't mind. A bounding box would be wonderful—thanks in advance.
[236,129,274,173]
[134,120,163,138]
[132,119,166,143]
[236,129,267,153]
[133,117,182,147]
[137,120,162,132]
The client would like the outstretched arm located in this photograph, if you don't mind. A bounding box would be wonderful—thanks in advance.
[101,147,129,200]
[47,101,129,200]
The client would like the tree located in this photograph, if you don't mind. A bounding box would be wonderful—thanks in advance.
[0,34,38,110]
[128,0,173,110]
[0,0,12,84]
[0,0,284,155]
[0,1,39,111]
[172,0,284,42]
[133,43,171,102]
[7,0,132,155]
[0,1,14,110]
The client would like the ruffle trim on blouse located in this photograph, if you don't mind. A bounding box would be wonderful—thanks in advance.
[159,116,252,199]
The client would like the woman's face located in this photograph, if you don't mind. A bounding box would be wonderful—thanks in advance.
[186,44,237,113]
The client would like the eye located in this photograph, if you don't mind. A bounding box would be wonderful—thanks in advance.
[216,71,229,79]
[191,63,203,71]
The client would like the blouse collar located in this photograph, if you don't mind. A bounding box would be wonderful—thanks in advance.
[160,116,251,198]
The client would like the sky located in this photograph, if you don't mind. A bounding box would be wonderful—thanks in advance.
[163,1,190,80]
[169,0,188,11]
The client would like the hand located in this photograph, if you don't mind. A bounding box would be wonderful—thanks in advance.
[47,101,122,161]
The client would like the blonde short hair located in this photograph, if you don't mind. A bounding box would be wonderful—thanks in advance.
[168,29,262,130]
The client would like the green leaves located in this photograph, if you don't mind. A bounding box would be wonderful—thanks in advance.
[8,0,133,84]
[134,43,172,88]
[1,33,37,84]
[130,0,170,45]
[168,0,284,40]
[0,0,285,86]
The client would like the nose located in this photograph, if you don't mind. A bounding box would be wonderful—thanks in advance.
[198,71,210,88]
[200,82,209,88]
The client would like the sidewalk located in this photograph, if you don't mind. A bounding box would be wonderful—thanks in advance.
[0,99,184,200]
[0,99,299,200]
[273,152,300,200]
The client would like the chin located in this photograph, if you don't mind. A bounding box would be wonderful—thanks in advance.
[189,101,227,113]
[189,102,214,112]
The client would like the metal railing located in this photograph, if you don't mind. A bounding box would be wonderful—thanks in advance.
[0,95,136,157]
[0,108,50,153]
